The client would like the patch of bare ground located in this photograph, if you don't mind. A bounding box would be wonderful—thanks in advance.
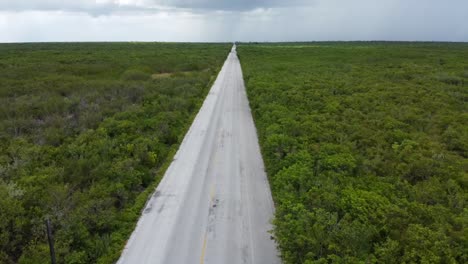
[151,68,211,80]
[151,72,173,79]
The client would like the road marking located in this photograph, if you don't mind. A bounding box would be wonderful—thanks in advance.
[117,46,279,264]
[210,184,215,201]
[200,233,207,264]
[201,184,215,264]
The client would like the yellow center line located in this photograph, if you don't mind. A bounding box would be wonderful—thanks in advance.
[210,185,215,201]
[200,233,207,264]
[201,184,215,264]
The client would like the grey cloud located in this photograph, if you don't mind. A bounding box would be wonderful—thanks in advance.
[0,0,161,15]
[154,0,309,11]
[1,1,107,15]
[0,0,310,14]
[0,0,467,42]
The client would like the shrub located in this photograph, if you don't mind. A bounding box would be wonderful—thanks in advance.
[239,42,468,263]
[436,73,463,85]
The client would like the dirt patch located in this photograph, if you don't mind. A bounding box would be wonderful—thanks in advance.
[151,69,210,80]
[151,73,173,79]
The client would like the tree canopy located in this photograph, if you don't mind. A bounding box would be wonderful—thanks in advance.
[239,42,467,263]
[0,42,230,263]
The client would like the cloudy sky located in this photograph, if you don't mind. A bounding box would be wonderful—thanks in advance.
[1,0,467,42]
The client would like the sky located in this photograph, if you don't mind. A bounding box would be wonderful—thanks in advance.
[0,0,467,42]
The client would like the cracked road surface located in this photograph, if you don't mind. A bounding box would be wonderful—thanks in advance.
[117,45,279,264]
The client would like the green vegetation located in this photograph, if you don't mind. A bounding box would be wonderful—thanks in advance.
[0,42,229,263]
[238,42,468,263]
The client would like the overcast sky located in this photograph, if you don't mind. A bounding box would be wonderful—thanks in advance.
[1,0,467,42]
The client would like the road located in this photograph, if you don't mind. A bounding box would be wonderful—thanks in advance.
[117,45,280,264]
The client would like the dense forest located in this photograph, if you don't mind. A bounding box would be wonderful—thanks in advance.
[0,43,230,263]
[238,43,467,263]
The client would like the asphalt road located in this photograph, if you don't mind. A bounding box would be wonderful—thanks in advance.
[117,45,279,264]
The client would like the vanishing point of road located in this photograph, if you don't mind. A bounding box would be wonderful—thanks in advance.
[117,45,280,264]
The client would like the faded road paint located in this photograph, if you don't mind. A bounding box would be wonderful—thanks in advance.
[117,45,279,264]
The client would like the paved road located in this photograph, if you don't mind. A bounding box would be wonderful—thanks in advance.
[117,45,279,264]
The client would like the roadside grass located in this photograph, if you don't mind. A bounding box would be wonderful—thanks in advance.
[0,42,230,264]
[238,42,468,264]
